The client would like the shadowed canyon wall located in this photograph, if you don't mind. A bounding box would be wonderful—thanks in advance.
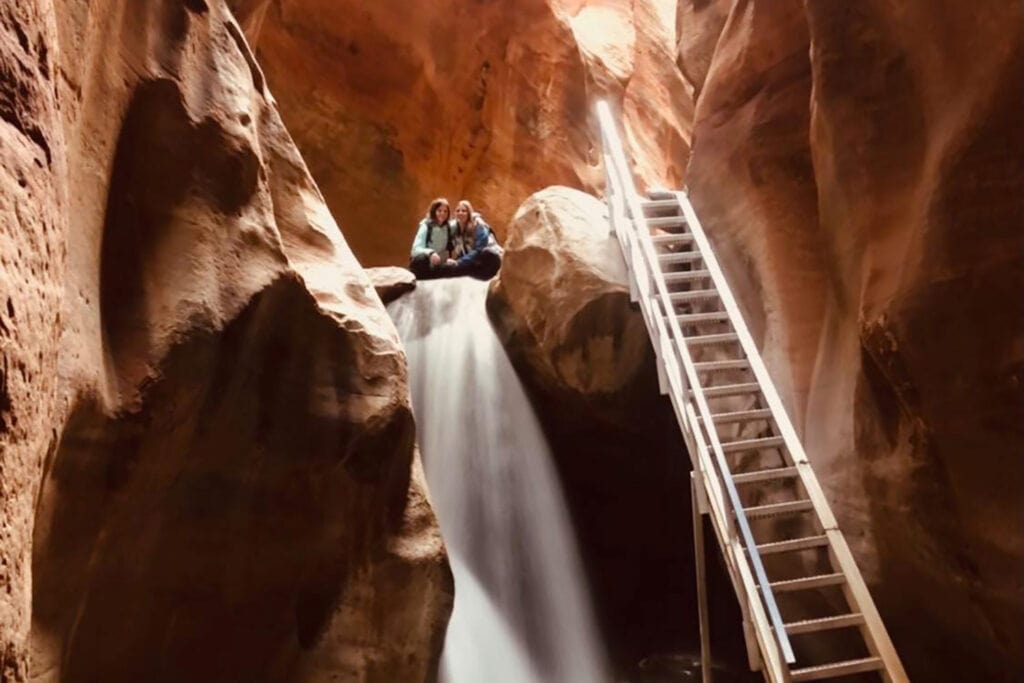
[681,1,1024,680]
[0,1,450,680]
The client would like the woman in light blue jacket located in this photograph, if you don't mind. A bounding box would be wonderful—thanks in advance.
[409,198,456,279]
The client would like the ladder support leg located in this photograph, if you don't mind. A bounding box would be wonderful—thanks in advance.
[742,618,762,673]
[691,473,712,683]
[656,349,669,395]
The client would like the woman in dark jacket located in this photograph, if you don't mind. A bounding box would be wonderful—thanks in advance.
[451,200,503,280]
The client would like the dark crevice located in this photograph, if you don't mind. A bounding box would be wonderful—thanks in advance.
[183,0,209,14]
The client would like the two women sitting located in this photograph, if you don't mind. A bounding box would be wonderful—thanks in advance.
[408,198,503,281]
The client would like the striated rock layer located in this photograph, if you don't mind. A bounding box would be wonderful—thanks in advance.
[1,1,450,680]
[681,1,1024,679]
[235,0,692,267]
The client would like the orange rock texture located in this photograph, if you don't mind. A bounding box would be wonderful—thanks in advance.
[237,0,692,267]
[681,1,1024,680]
[2,0,1021,681]
[1,1,449,680]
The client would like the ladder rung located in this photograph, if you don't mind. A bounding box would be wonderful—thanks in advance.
[662,268,710,281]
[670,289,719,303]
[677,311,730,324]
[768,572,845,592]
[646,215,687,228]
[754,535,829,555]
[732,466,798,485]
[791,657,883,682]
[655,252,704,266]
[744,499,814,519]
[686,332,739,346]
[785,613,864,635]
[703,408,772,423]
[651,233,694,246]
[641,199,679,211]
[697,382,760,398]
[694,359,749,372]
[720,435,785,454]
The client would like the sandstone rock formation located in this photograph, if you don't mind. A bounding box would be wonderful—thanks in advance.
[3,0,1020,681]
[235,0,692,267]
[487,187,752,674]
[1,1,450,680]
[365,266,416,305]
[680,1,1024,680]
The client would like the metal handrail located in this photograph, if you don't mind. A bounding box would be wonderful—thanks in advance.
[595,100,796,667]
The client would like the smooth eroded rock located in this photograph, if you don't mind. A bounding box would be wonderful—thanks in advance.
[1,1,451,680]
[365,266,417,305]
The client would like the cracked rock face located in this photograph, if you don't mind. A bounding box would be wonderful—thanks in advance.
[1,1,450,680]
[238,0,692,267]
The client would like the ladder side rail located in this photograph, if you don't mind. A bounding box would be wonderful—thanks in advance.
[677,193,908,679]
[596,100,796,666]
[676,192,837,523]
[652,301,778,678]
[601,126,664,387]
[827,532,909,682]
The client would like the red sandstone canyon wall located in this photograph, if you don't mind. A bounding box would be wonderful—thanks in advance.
[2,0,1021,680]
[681,1,1024,679]
[236,0,692,267]
[0,1,450,680]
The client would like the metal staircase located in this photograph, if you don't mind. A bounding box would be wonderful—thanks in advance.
[595,101,908,682]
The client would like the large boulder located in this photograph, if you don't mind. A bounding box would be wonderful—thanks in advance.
[1,1,450,680]
[487,187,650,413]
[487,187,751,675]
[234,0,691,266]
[365,266,417,305]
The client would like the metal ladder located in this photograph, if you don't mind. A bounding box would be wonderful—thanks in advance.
[596,101,908,682]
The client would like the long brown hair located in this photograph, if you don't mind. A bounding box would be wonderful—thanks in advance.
[455,200,476,232]
[427,197,450,224]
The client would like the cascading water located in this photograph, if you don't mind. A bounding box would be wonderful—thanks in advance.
[388,278,608,683]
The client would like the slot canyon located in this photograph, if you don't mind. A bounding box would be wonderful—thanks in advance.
[1,1,1021,682]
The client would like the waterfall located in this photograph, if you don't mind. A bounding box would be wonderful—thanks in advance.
[388,278,608,683]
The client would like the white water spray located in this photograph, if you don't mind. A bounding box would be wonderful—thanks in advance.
[389,278,608,683]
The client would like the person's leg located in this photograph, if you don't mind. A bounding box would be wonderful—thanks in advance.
[433,262,463,279]
[470,250,502,280]
[409,254,434,280]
